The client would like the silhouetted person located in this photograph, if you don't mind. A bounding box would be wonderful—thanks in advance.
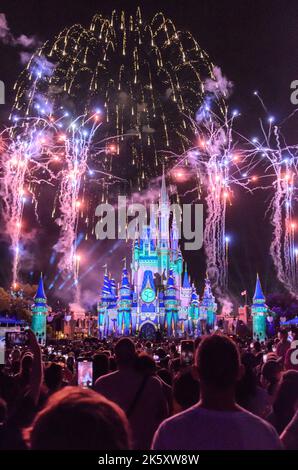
[95,338,167,449]
[92,353,109,385]
[236,352,270,418]
[44,363,63,395]
[267,370,298,434]
[173,369,200,413]
[276,330,290,365]
[152,335,282,450]
[281,409,298,450]
[25,386,130,450]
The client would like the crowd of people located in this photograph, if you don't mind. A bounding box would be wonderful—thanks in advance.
[0,327,298,450]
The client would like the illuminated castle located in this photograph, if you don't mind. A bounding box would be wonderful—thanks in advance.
[98,174,217,338]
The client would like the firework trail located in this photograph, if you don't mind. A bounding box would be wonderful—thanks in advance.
[192,111,238,291]
[170,103,249,295]
[245,112,298,295]
[12,8,225,191]
[52,111,103,302]
[0,117,55,287]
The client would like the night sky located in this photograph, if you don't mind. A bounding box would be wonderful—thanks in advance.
[1,0,298,306]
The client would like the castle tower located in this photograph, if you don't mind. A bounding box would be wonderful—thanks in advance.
[189,284,200,336]
[181,270,192,307]
[158,169,170,274]
[110,278,117,303]
[31,274,48,345]
[170,210,179,256]
[118,267,132,335]
[251,274,268,341]
[164,270,179,336]
[98,272,111,338]
[200,276,217,331]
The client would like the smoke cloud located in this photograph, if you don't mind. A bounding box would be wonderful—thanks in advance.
[204,66,233,98]
[0,13,40,52]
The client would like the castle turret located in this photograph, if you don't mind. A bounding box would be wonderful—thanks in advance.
[181,270,192,307]
[110,278,117,304]
[31,274,48,345]
[158,169,170,270]
[251,274,268,341]
[101,273,112,304]
[200,276,217,331]
[171,210,180,255]
[188,284,200,336]
[164,270,179,336]
[118,267,132,335]
[98,272,111,338]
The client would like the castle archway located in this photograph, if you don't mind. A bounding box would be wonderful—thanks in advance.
[139,321,156,340]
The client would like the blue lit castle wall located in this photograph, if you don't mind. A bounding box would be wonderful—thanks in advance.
[97,173,218,338]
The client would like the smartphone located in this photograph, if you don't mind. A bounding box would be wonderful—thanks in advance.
[153,354,160,363]
[5,331,29,349]
[77,359,93,388]
[180,340,195,366]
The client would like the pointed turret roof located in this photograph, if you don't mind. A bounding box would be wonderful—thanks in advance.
[165,270,177,302]
[119,267,131,301]
[35,274,46,301]
[33,274,48,311]
[102,273,111,297]
[160,165,169,204]
[253,274,266,305]
[166,269,175,288]
[110,278,116,291]
[191,285,199,304]
[182,270,191,289]
[201,276,216,307]
[121,268,130,288]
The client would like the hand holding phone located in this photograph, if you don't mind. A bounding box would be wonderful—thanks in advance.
[5,331,29,348]
[77,359,93,388]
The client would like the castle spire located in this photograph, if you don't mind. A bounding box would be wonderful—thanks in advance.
[253,273,265,303]
[34,273,47,306]
[159,165,170,247]
[121,267,130,289]
[101,272,111,299]
[160,164,169,205]
[182,270,191,289]
[191,284,199,305]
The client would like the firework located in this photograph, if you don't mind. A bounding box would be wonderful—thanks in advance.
[0,117,56,287]
[52,111,103,302]
[171,105,250,294]
[244,105,298,295]
[12,8,224,191]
